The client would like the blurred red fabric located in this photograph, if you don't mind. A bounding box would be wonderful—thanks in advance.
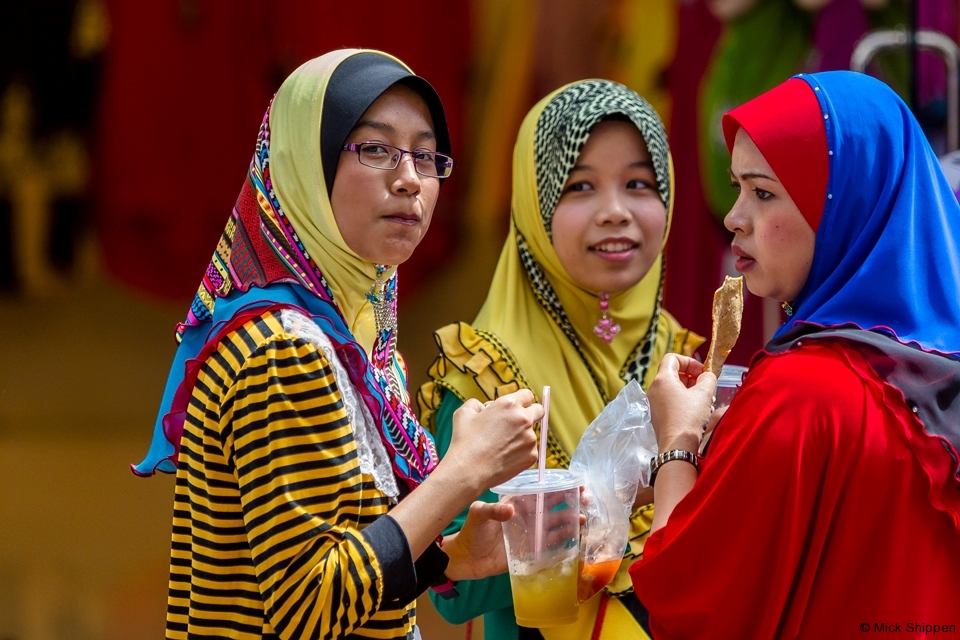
[662,1,765,366]
[96,0,468,302]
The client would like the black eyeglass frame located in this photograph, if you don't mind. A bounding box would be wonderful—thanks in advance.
[342,142,456,178]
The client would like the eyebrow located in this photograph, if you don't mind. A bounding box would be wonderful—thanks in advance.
[568,160,653,174]
[727,167,778,182]
[353,119,436,141]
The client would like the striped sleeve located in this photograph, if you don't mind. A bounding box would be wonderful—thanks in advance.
[219,330,416,639]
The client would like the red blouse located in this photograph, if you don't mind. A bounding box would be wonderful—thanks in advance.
[631,340,960,639]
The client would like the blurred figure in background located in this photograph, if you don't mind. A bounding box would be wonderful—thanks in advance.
[0,0,105,295]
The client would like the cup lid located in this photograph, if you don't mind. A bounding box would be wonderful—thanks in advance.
[717,364,748,387]
[490,469,582,495]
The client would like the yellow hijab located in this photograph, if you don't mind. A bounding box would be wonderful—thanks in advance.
[419,79,702,608]
[457,80,699,455]
[141,50,450,481]
[269,49,431,353]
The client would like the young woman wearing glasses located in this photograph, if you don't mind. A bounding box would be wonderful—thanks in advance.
[133,49,543,640]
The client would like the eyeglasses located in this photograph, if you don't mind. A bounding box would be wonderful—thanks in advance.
[342,142,455,178]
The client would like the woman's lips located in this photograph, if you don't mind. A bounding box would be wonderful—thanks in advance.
[590,239,639,262]
[385,213,420,226]
[732,245,756,272]
[735,256,756,272]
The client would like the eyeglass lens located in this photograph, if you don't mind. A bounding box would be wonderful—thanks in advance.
[356,143,453,178]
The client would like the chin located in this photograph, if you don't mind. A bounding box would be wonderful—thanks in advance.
[597,270,649,295]
[580,278,634,295]
[742,281,766,299]
[743,279,779,301]
[373,244,419,266]
[390,251,417,266]
[357,232,424,266]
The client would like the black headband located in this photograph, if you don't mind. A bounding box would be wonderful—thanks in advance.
[320,52,451,195]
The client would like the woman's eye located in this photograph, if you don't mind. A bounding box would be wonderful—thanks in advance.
[730,181,742,193]
[754,187,773,201]
[627,179,652,190]
[361,144,388,156]
[564,181,591,193]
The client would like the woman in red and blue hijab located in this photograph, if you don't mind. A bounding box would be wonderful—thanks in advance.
[630,71,960,638]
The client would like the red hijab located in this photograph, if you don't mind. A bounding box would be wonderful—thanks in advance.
[721,77,829,232]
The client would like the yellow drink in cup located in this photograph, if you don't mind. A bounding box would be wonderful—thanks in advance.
[511,556,580,627]
[492,469,582,629]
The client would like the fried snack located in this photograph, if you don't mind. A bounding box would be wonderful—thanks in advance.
[703,276,744,377]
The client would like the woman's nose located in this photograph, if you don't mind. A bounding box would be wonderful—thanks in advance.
[597,191,630,225]
[724,196,749,234]
[391,154,422,195]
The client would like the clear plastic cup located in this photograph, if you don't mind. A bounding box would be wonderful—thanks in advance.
[491,469,582,628]
[715,364,748,409]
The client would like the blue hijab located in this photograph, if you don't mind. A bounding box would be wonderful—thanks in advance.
[780,71,960,357]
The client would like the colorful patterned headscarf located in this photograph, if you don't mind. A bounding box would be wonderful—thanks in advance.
[134,50,446,491]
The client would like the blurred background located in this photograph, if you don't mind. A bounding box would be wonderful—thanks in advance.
[1,0,957,638]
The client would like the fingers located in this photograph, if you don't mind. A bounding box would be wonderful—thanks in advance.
[486,392,544,426]
[502,388,536,407]
[658,353,703,376]
[694,369,717,390]
[692,370,718,399]
[469,500,515,523]
[541,508,581,549]
[507,401,544,428]
[542,523,579,549]
[458,398,484,415]
[654,354,689,389]
[704,404,729,437]
[473,390,543,424]
[484,388,535,408]
[510,491,572,517]
[676,355,707,378]
[658,352,681,374]
[657,353,709,386]
[527,402,545,425]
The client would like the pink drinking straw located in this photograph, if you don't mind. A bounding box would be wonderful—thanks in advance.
[534,385,551,560]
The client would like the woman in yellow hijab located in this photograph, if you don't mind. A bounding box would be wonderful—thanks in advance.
[420,80,703,640]
[134,49,546,640]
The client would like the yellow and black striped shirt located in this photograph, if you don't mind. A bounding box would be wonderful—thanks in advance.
[167,310,422,639]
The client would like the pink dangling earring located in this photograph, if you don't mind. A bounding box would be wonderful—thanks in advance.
[593,293,621,343]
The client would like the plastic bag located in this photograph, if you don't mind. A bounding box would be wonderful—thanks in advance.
[569,379,657,602]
